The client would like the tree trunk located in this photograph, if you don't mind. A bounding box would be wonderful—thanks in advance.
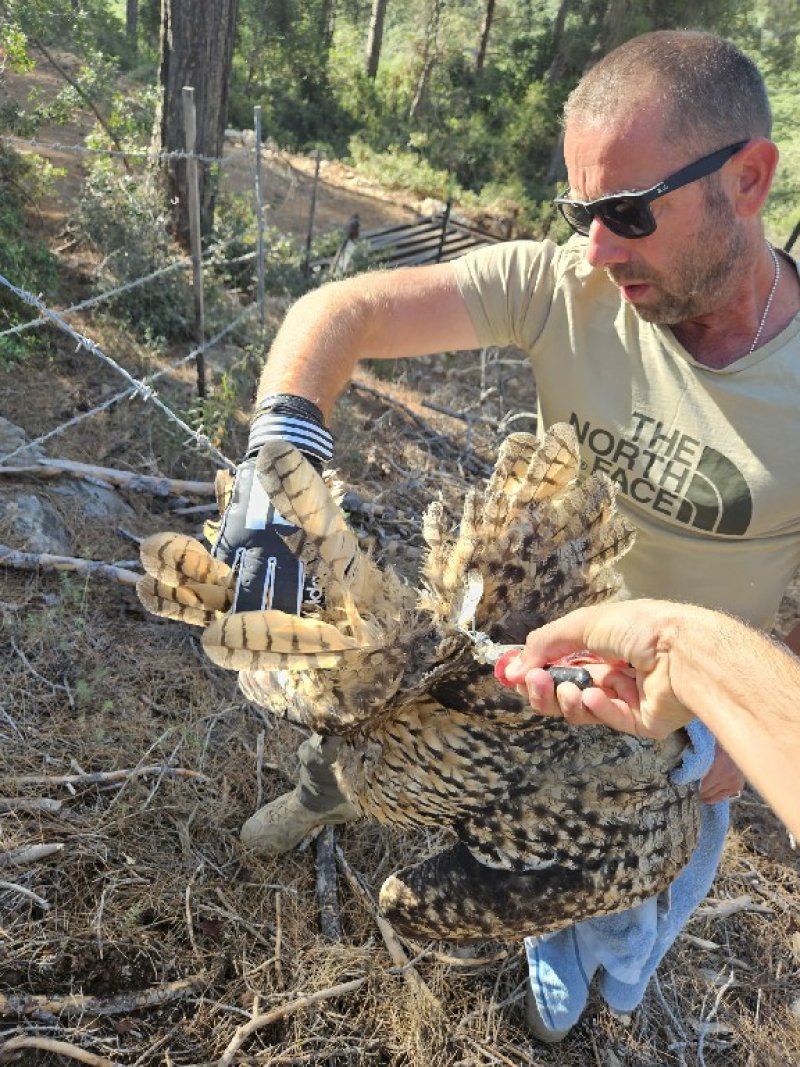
[126,0,138,53]
[409,0,445,122]
[322,0,336,52]
[153,0,239,247]
[475,0,495,71]
[365,0,388,79]
[545,0,575,85]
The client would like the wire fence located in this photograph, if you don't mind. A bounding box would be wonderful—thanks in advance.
[0,100,315,484]
[0,104,355,497]
[1,109,338,354]
[2,132,251,167]
[0,269,242,470]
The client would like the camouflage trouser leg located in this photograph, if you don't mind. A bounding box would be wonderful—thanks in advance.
[296,734,348,813]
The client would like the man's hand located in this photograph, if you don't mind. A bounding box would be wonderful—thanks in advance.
[498,600,696,740]
[212,396,333,614]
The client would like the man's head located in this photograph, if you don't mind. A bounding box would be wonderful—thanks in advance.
[564,31,771,152]
[560,31,777,326]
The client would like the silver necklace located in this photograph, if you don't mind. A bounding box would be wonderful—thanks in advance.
[749,244,780,354]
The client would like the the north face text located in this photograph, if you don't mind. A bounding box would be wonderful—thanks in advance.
[570,412,752,535]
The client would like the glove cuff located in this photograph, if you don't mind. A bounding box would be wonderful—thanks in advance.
[254,393,326,426]
[247,411,334,464]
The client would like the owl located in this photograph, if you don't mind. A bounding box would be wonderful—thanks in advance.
[138,424,699,941]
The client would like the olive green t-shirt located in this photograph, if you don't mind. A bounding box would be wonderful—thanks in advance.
[453,238,800,629]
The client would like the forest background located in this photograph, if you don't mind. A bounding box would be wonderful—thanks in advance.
[2,0,800,342]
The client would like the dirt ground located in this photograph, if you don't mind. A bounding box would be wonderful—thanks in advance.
[1,56,800,1067]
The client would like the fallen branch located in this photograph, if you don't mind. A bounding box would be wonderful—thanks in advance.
[217,977,366,1066]
[694,894,772,920]
[0,880,51,910]
[315,827,342,942]
[5,765,208,789]
[0,544,140,587]
[0,843,65,867]
[0,970,217,1019]
[0,1035,113,1066]
[0,797,63,814]
[335,846,440,1005]
[0,457,214,498]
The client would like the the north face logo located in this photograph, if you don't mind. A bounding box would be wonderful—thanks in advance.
[571,413,753,535]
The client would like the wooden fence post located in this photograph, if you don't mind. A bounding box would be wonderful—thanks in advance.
[303,148,322,276]
[253,105,266,337]
[182,86,206,397]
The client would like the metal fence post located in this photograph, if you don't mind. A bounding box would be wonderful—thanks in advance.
[253,105,266,337]
[435,197,452,263]
[303,148,322,276]
[182,85,206,397]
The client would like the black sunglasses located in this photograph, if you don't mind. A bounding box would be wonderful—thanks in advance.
[554,140,748,239]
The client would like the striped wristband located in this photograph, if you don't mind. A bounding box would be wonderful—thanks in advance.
[247,395,333,464]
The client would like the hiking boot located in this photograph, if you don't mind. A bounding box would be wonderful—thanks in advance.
[240,789,359,855]
[524,980,573,1044]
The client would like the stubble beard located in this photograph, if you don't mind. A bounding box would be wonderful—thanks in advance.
[608,186,748,326]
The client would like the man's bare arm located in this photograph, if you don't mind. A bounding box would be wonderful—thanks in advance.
[257,263,480,419]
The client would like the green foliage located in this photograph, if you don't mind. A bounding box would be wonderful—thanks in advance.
[0,151,60,369]
[230,0,354,151]
[73,158,193,342]
[3,0,129,62]
[762,66,800,247]
[185,360,255,452]
[348,138,457,200]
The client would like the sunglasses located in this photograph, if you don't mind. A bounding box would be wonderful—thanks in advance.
[554,140,748,239]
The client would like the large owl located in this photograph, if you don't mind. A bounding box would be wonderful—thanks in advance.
[137,425,699,942]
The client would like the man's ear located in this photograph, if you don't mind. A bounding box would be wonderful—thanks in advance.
[730,138,778,219]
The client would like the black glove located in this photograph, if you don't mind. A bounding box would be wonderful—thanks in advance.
[211,394,333,614]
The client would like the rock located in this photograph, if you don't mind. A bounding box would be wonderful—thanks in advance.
[52,481,134,521]
[0,417,46,463]
[0,417,134,548]
[0,494,72,554]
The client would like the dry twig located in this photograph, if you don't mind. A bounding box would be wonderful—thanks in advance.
[5,765,207,788]
[335,845,440,1005]
[0,880,50,910]
[694,894,772,920]
[0,457,214,497]
[0,843,65,867]
[0,797,62,814]
[0,970,218,1018]
[315,826,342,941]
[0,544,140,587]
[0,1035,114,1066]
[217,977,367,1066]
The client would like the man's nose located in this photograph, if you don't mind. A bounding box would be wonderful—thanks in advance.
[585,217,631,269]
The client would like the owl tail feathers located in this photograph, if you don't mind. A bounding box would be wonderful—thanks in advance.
[379,843,657,944]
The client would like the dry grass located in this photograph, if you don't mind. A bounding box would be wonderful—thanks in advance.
[1,335,799,1067]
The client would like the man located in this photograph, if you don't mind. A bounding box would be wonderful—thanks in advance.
[217,30,800,1040]
[498,598,800,840]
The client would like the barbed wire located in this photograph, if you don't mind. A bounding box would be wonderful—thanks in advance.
[0,308,252,468]
[0,271,243,470]
[2,133,251,167]
[0,224,262,340]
